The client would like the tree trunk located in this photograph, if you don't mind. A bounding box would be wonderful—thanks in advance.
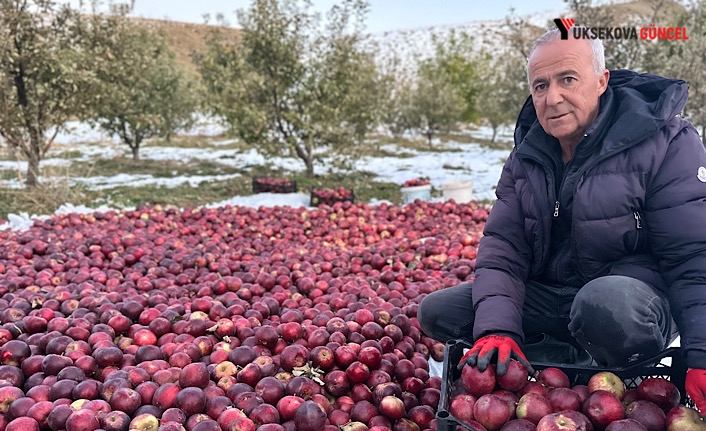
[25,131,42,188]
[427,131,433,149]
[491,126,498,143]
[305,156,314,178]
[293,142,315,177]
[26,151,39,188]
[130,141,141,161]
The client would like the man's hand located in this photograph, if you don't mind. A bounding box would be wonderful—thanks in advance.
[686,368,706,417]
[457,334,535,376]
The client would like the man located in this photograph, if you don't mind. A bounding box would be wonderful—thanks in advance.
[418,28,706,415]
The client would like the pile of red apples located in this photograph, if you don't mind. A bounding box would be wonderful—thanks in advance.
[310,188,355,206]
[0,200,490,431]
[449,360,703,431]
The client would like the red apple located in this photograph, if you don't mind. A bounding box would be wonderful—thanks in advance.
[474,393,512,431]
[582,390,625,431]
[536,410,593,431]
[605,419,648,431]
[548,387,584,412]
[497,359,529,392]
[625,400,667,431]
[501,419,538,431]
[516,393,554,425]
[461,365,496,397]
[539,368,571,389]
[636,378,681,413]
[449,393,477,425]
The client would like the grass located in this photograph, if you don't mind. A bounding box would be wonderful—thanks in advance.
[145,134,246,150]
[66,157,241,178]
[0,180,91,220]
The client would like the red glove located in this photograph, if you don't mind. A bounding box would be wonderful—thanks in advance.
[457,334,535,376]
[685,368,706,417]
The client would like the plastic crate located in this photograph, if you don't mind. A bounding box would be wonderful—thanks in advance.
[252,177,297,194]
[310,188,355,207]
[437,338,689,431]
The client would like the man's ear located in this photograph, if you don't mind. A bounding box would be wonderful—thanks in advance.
[598,69,610,95]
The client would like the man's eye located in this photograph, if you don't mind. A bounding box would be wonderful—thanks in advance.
[564,77,575,83]
[534,84,546,91]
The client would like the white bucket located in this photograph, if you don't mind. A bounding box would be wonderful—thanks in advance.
[400,184,432,204]
[442,180,473,203]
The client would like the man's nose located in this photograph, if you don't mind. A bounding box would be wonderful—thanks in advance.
[546,85,563,105]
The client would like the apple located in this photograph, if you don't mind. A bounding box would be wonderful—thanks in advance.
[625,400,667,431]
[605,419,648,431]
[636,378,681,413]
[501,419,538,431]
[379,395,405,420]
[461,364,496,397]
[516,393,554,425]
[129,413,160,431]
[548,387,584,412]
[582,390,625,431]
[497,360,529,392]
[665,406,706,431]
[109,387,142,415]
[6,417,40,431]
[294,400,328,431]
[474,394,512,431]
[539,368,571,389]
[588,371,625,401]
[536,410,594,431]
[449,393,477,424]
[0,386,25,414]
[65,409,101,431]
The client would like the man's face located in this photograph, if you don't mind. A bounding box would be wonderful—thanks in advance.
[528,38,609,147]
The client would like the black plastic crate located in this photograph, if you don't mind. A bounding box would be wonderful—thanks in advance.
[309,188,355,207]
[437,338,689,431]
[252,176,298,194]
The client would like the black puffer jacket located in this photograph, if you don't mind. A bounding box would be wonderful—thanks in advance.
[472,69,706,368]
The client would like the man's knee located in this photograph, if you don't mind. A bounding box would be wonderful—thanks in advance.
[569,276,672,366]
[571,275,667,320]
[417,283,475,343]
[418,291,446,337]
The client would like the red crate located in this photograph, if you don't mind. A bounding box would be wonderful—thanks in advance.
[252,176,297,194]
[310,187,354,207]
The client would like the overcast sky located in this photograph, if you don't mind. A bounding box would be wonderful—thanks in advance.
[69,0,574,33]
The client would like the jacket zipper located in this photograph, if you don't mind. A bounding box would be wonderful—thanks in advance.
[632,211,643,250]
[634,211,642,229]
[553,201,560,217]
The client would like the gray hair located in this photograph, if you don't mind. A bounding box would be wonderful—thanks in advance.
[526,28,606,84]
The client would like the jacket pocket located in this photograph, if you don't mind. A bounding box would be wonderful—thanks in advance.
[622,211,647,252]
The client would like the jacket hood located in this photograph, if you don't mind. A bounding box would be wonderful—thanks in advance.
[514,69,689,151]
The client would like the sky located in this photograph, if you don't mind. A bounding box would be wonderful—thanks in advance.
[72,0,573,34]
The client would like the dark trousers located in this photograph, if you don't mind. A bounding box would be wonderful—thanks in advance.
[418,275,679,367]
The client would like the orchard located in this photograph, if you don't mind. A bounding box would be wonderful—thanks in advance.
[0,199,485,431]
